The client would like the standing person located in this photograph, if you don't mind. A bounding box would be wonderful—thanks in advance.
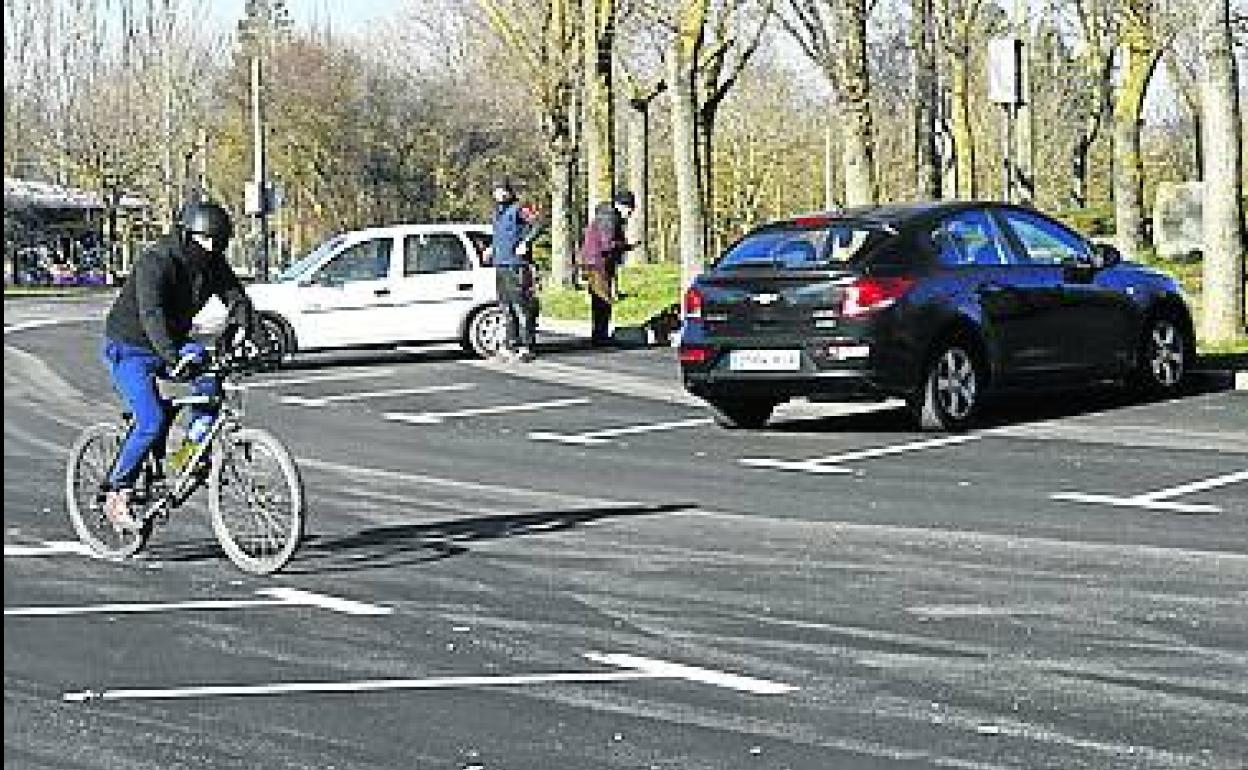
[99,200,257,530]
[580,190,635,346]
[490,178,542,362]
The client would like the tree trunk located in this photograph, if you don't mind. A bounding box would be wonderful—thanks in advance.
[626,97,650,263]
[1199,0,1246,342]
[911,0,941,199]
[950,49,976,198]
[583,0,615,208]
[548,139,577,289]
[669,41,706,295]
[836,0,877,206]
[1112,22,1160,259]
[698,110,717,251]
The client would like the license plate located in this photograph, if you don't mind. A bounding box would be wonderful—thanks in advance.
[729,349,801,371]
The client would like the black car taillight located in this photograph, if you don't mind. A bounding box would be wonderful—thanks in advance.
[841,276,915,318]
[683,285,704,320]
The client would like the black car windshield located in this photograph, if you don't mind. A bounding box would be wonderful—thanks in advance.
[716,222,887,270]
[277,235,347,282]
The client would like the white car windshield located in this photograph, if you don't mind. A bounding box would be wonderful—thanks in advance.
[277,235,347,282]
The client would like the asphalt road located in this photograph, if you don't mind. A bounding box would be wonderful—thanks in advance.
[5,294,1247,770]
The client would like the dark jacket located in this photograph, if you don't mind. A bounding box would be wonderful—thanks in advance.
[104,235,249,367]
[580,202,628,274]
[491,200,541,267]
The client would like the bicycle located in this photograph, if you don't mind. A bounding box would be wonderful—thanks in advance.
[65,322,305,575]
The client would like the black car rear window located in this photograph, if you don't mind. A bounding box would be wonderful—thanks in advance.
[716,222,889,270]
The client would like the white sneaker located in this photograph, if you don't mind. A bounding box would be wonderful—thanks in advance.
[515,347,535,362]
[104,488,141,531]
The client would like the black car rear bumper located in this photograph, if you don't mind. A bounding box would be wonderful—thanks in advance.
[680,344,914,402]
[683,369,891,402]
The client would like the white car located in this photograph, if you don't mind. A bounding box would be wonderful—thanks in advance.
[196,223,510,360]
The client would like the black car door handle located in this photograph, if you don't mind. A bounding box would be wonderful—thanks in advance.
[457,283,473,291]
[374,288,391,297]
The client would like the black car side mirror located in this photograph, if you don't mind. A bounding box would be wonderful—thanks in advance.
[1090,242,1122,270]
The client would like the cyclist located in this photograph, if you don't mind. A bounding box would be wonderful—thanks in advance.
[100,199,257,530]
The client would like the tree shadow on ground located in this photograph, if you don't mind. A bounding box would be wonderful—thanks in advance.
[143,502,695,575]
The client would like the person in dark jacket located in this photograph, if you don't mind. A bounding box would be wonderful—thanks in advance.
[490,178,542,361]
[580,190,635,346]
[99,199,256,529]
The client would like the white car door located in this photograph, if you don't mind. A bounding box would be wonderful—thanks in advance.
[295,235,402,348]
[392,231,481,340]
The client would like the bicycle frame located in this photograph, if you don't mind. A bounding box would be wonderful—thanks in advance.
[105,367,248,525]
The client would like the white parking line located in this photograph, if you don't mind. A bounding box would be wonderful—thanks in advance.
[528,417,714,446]
[4,317,97,334]
[740,434,982,474]
[1052,469,1248,515]
[281,383,475,407]
[241,368,397,390]
[583,652,798,695]
[61,651,796,703]
[383,398,590,425]
[4,588,391,618]
[4,541,94,558]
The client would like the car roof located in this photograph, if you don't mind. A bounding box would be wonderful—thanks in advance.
[341,223,491,239]
[771,200,996,233]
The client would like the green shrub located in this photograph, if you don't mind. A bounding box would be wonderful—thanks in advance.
[541,262,681,325]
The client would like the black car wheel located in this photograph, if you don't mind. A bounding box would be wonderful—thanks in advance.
[256,314,292,367]
[707,398,776,430]
[916,342,981,432]
[1134,315,1189,396]
[463,305,506,359]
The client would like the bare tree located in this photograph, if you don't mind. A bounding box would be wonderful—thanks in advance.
[1198,0,1246,342]
[623,71,666,262]
[1112,0,1163,259]
[583,0,617,207]
[1068,0,1117,208]
[782,0,878,206]
[911,0,941,198]
[934,0,984,199]
[480,0,581,287]
[695,0,773,232]
[668,0,711,292]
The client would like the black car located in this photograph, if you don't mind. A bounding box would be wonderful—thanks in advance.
[678,201,1194,431]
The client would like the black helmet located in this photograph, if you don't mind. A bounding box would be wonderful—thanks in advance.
[180,200,233,246]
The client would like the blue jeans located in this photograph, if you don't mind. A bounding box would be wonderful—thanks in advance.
[102,339,218,487]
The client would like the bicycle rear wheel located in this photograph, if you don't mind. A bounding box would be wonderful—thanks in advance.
[65,423,150,559]
[208,427,304,574]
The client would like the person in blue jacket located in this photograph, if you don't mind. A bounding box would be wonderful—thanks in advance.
[99,199,256,530]
[490,178,542,362]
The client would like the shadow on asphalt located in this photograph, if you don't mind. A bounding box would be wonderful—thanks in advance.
[272,346,472,371]
[142,502,695,574]
[262,337,659,373]
[767,371,1236,435]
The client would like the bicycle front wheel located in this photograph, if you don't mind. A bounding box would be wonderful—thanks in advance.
[65,423,150,559]
[208,427,304,574]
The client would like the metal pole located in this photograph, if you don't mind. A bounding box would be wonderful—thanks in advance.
[251,56,269,281]
[1002,105,1013,203]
